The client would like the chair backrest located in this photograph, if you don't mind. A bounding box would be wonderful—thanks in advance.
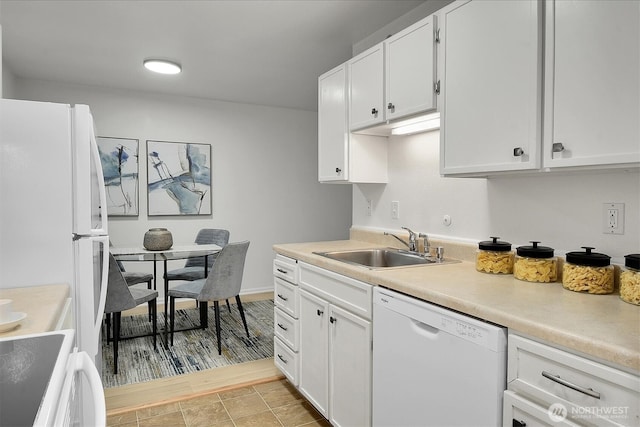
[198,240,250,301]
[185,229,230,268]
[109,240,127,271]
[105,253,137,314]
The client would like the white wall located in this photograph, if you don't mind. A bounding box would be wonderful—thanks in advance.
[353,130,639,263]
[14,78,352,294]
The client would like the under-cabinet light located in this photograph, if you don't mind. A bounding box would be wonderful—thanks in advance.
[143,59,182,75]
[391,113,440,136]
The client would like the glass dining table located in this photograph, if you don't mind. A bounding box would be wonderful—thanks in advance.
[110,244,222,346]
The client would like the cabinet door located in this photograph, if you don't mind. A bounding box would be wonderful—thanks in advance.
[328,305,372,427]
[385,15,437,121]
[440,0,542,175]
[543,0,640,169]
[298,289,329,417]
[349,44,384,131]
[318,64,348,182]
[503,391,581,427]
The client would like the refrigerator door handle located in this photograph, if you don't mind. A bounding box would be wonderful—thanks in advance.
[93,235,110,352]
[88,122,108,236]
[54,349,106,427]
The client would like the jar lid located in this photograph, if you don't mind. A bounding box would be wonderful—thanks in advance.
[478,236,512,252]
[625,254,640,270]
[565,247,610,267]
[516,241,554,258]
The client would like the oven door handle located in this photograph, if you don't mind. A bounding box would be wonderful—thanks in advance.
[54,349,106,426]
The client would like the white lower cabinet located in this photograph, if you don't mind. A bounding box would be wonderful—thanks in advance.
[298,262,372,427]
[273,255,300,386]
[505,332,640,427]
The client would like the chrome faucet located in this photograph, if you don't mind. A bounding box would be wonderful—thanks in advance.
[402,227,418,252]
[384,227,419,252]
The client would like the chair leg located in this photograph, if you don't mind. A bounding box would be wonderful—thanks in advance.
[105,313,112,344]
[199,301,208,329]
[235,295,250,338]
[214,301,222,355]
[113,312,121,375]
[151,298,157,350]
[170,296,175,346]
[226,299,231,313]
[146,279,153,322]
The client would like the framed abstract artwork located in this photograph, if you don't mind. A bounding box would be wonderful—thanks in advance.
[96,136,140,216]
[146,140,212,216]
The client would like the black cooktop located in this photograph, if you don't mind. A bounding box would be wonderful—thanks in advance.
[0,334,65,427]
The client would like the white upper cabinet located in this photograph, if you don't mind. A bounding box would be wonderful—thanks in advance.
[348,44,384,131]
[348,15,438,134]
[318,64,388,183]
[439,0,542,176]
[543,0,640,170]
[318,64,348,182]
[385,15,437,122]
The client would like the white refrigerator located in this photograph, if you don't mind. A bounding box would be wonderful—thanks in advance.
[0,98,109,363]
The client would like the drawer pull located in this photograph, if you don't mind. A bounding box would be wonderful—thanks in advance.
[277,354,288,364]
[277,323,288,331]
[277,293,288,301]
[276,268,288,274]
[541,371,601,399]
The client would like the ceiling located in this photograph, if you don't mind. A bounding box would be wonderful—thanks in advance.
[0,0,428,111]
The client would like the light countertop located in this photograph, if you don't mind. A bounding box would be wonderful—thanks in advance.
[0,284,70,337]
[273,237,640,373]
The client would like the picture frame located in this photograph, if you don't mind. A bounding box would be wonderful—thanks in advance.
[146,140,212,216]
[96,136,140,216]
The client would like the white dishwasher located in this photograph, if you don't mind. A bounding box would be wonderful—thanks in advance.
[373,287,507,427]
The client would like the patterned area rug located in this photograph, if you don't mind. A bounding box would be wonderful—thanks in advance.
[101,299,274,388]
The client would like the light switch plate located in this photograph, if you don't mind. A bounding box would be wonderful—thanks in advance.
[391,201,400,220]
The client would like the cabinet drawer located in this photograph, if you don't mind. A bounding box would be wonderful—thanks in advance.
[274,255,298,284]
[508,333,640,426]
[274,277,298,318]
[503,390,581,427]
[274,307,299,351]
[275,337,298,386]
[299,262,372,320]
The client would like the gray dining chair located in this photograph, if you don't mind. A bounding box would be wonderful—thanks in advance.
[168,240,250,355]
[165,229,230,282]
[110,241,155,321]
[105,253,158,374]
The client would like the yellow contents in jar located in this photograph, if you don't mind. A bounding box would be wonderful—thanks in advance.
[514,257,557,283]
[476,251,514,274]
[562,264,614,294]
[620,270,640,305]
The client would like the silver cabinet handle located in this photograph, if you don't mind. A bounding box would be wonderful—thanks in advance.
[513,147,525,157]
[552,142,565,153]
[387,102,395,111]
[276,268,288,274]
[277,293,288,301]
[541,371,601,399]
[277,323,288,331]
[277,354,288,364]
[371,108,378,116]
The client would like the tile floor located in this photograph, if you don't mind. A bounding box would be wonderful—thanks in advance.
[106,378,330,427]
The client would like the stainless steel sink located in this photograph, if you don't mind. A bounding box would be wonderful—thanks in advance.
[313,248,459,269]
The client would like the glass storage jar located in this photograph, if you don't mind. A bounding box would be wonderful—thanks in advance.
[620,254,640,305]
[562,247,613,294]
[476,237,514,274]
[514,241,557,283]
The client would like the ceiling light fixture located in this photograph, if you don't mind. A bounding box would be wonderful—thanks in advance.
[143,59,182,75]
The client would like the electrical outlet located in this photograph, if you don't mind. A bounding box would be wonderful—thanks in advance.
[366,199,372,216]
[391,201,400,220]
[602,202,625,234]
